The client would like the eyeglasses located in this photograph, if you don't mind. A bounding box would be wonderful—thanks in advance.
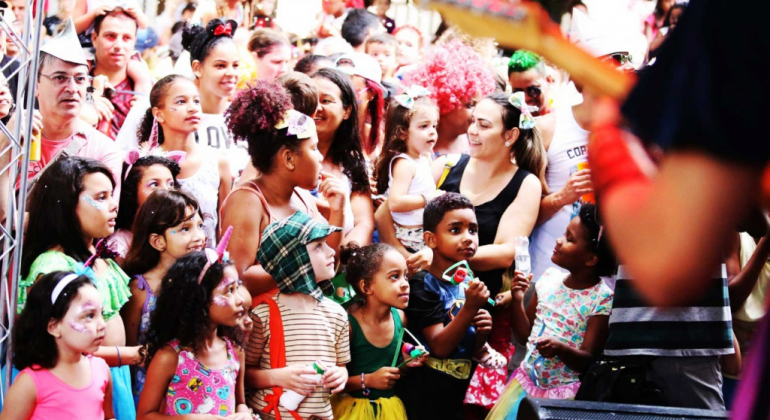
[602,53,633,66]
[40,73,92,87]
[513,85,542,99]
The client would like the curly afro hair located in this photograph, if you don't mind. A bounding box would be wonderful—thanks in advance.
[403,39,495,115]
[143,252,242,364]
[225,80,295,173]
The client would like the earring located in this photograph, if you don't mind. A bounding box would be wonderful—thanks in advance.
[505,141,511,147]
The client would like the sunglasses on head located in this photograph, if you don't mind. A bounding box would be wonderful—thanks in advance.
[602,53,633,66]
[513,85,542,99]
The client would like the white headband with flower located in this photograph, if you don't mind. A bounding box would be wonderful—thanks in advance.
[275,109,316,139]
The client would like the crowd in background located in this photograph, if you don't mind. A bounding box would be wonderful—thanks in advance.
[0,0,766,420]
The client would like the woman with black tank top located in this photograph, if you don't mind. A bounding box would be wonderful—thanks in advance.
[377,92,547,416]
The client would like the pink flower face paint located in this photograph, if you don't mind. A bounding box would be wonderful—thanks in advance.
[212,278,239,306]
[212,295,229,306]
[81,195,102,211]
[69,301,102,334]
[69,320,89,333]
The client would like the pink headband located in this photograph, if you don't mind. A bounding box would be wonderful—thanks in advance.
[197,226,233,284]
[124,148,186,180]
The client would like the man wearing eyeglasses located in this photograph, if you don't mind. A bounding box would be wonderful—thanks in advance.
[27,18,122,197]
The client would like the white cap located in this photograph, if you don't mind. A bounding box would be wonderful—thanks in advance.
[40,18,88,66]
[569,9,634,58]
[335,52,383,88]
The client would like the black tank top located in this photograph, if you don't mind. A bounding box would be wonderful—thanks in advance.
[440,155,531,296]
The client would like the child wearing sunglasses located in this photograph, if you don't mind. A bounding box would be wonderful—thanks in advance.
[486,203,614,420]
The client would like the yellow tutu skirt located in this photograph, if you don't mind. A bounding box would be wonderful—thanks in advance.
[331,394,408,420]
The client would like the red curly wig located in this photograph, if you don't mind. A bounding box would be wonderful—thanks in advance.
[402,39,495,115]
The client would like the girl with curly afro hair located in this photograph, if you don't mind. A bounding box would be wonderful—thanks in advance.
[220,80,347,297]
[403,39,496,156]
[137,251,251,418]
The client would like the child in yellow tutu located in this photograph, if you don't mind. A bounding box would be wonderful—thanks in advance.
[332,242,426,420]
[487,204,615,420]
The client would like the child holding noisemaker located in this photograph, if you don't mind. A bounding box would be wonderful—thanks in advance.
[486,203,615,420]
[137,228,252,419]
[0,272,114,420]
[120,189,206,402]
[374,87,443,253]
[245,212,350,420]
[20,157,138,420]
[397,193,497,420]
[331,242,427,420]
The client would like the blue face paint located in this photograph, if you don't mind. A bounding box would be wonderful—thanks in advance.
[170,230,176,234]
[81,195,102,211]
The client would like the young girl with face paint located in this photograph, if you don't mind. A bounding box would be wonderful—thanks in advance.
[1,272,113,420]
[121,189,206,402]
[20,157,139,420]
[110,155,182,265]
[244,212,350,420]
[137,74,232,248]
[331,242,425,420]
[487,204,615,420]
[137,232,251,419]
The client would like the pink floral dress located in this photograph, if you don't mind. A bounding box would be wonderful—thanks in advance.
[165,338,239,416]
[516,268,613,398]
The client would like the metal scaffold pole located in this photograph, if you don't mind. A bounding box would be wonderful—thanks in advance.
[0,0,45,402]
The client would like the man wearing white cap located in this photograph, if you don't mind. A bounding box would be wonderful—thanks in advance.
[529,9,636,282]
[30,18,122,197]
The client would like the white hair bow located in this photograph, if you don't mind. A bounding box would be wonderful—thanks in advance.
[394,85,432,109]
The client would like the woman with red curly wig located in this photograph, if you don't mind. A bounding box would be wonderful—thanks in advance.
[403,39,496,157]
[220,80,347,296]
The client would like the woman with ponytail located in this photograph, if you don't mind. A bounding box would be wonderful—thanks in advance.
[375,91,547,417]
[137,74,232,248]
[182,18,249,177]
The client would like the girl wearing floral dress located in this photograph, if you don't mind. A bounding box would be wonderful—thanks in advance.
[487,204,615,420]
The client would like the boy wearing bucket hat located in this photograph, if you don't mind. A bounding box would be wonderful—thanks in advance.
[246,211,351,420]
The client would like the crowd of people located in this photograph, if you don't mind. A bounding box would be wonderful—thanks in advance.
[0,0,767,420]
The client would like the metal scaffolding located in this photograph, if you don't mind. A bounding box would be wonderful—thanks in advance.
[0,0,45,402]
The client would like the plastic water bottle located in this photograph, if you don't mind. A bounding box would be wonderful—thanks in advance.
[279,360,326,410]
[514,236,531,277]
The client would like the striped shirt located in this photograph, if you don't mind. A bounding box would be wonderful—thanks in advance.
[604,265,734,357]
[245,294,351,420]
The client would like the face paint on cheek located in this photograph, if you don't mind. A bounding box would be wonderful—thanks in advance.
[69,320,90,334]
[81,195,102,211]
[171,230,176,234]
[212,295,229,306]
[169,107,178,112]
